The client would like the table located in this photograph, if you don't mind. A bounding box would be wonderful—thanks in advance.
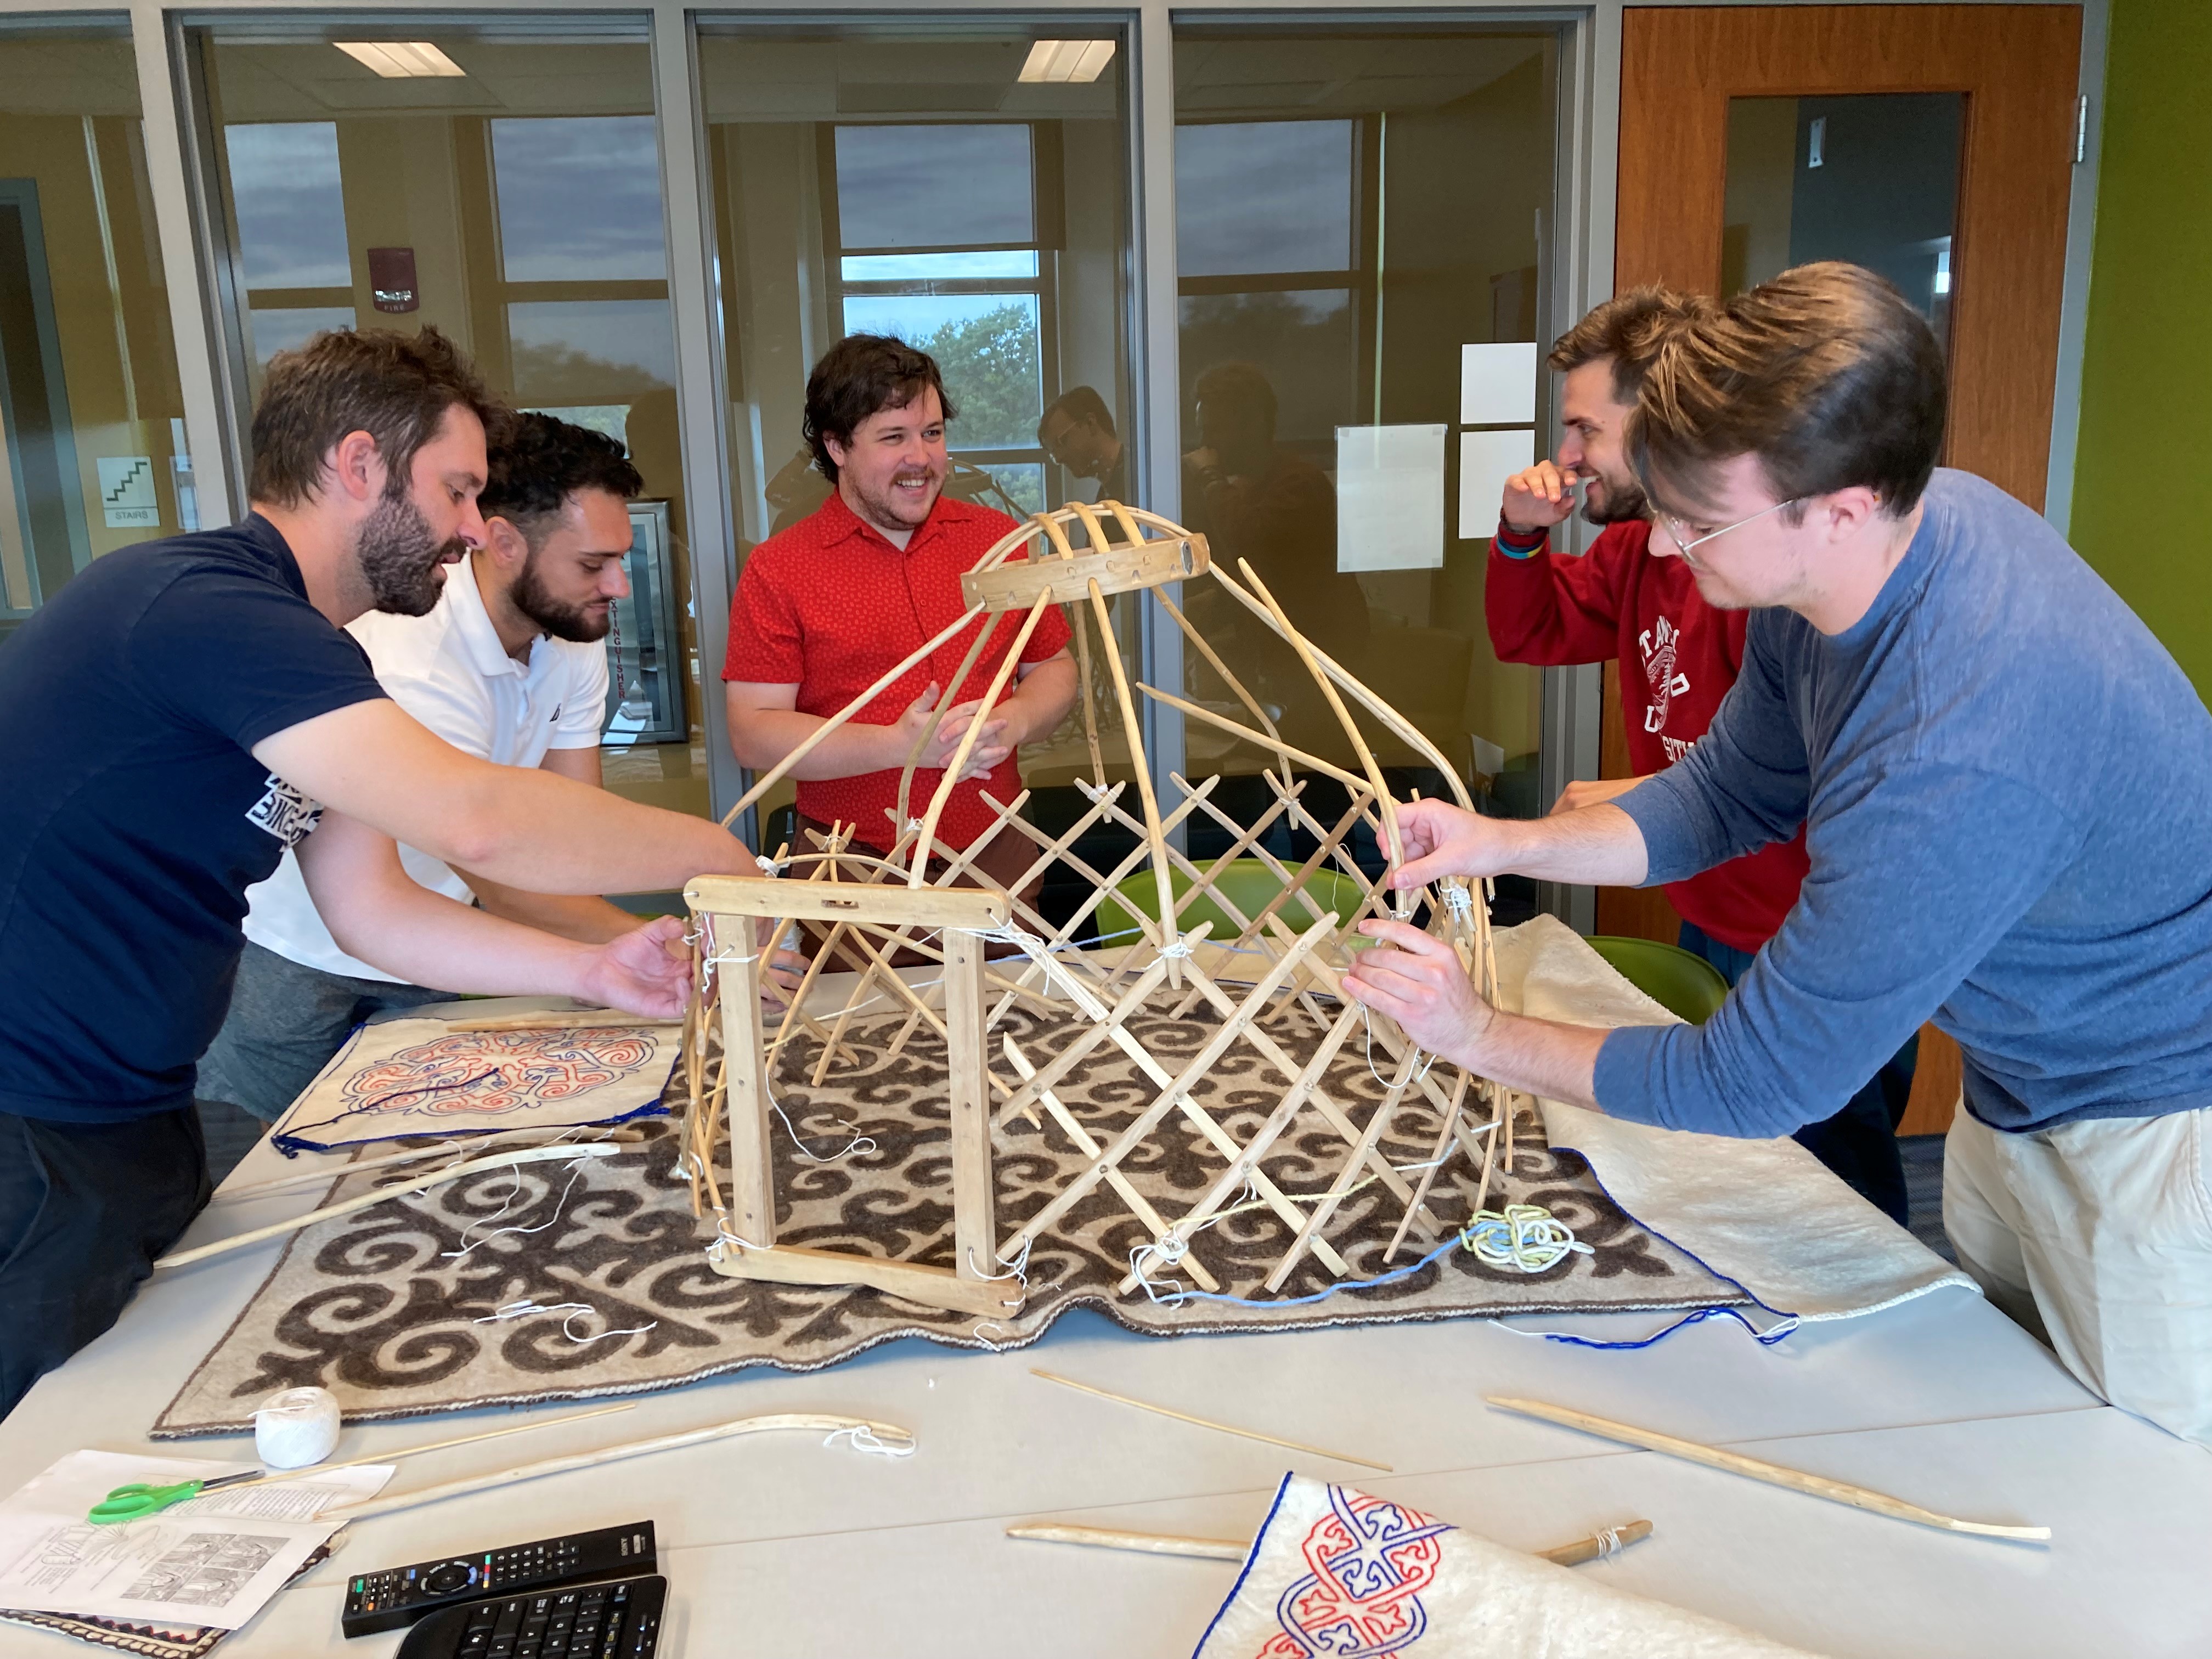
[3,1126,2204,1656]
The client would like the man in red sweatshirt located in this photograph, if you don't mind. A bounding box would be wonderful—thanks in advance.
[1486,288,1912,1223]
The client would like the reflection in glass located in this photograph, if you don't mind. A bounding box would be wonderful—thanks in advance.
[0,20,185,631]
[224,123,350,287]
[506,300,678,404]
[194,25,700,816]
[1176,120,1355,278]
[249,306,358,369]
[492,116,667,283]
[1174,26,1558,854]
[1724,94,1962,351]
[699,21,1138,854]
[833,125,1035,249]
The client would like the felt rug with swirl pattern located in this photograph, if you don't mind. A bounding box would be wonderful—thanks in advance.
[154,994,1746,1435]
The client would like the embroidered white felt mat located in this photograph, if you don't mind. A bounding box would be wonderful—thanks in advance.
[1496,916,1977,1332]
[265,1008,676,1154]
[1191,1474,1822,1658]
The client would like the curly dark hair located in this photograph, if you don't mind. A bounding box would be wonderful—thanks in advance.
[803,334,958,484]
[249,326,500,509]
[479,411,644,545]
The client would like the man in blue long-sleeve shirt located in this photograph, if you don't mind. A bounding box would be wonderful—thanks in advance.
[1344,262,2212,1447]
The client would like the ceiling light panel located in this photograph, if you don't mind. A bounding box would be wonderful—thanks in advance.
[334,41,467,79]
[1018,40,1116,84]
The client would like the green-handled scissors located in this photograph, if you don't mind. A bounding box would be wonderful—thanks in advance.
[88,1470,263,1525]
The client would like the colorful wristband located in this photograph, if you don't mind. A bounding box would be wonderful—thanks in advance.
[1492,520,1550,558]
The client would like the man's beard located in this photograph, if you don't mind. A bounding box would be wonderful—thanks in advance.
[511,552,613,643]
[853,467,940,531]
[357,488,465,616]
[1582,472,1650,527]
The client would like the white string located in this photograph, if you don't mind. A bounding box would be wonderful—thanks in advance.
[441,1154,591,1262]
[961,923,1113,1022]
[1360,1005,1439,1092]
[823,1424,916,1458]
[472,1298,657,1345]
[756,854,783,875]
[1441,882,1474,921]
[967,1235,1033,1288]
[1126,1151,1453,1306]
[767,1073,876,1164]
[1590,1526,1623,1560]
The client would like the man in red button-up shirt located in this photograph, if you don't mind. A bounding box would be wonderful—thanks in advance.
[1485,290,1912,1224]
[724,335,1077,889]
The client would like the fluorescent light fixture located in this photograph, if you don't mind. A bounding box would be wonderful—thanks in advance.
[1019,40,1115,83]
[334,41,467,78]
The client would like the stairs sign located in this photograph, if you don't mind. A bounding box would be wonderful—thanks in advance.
[98,456,160,531]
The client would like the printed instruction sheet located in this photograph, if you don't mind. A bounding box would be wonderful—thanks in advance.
[0,1448,390,1629]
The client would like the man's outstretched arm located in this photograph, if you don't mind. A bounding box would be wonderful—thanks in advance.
[1389,795,1651,890]
[255,699,752,896]
[296,811,691,1015]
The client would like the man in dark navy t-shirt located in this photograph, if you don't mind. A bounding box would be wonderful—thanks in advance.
[0,328,750,1414]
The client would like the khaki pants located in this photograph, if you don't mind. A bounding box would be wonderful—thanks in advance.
[1944,1101,2212,1447]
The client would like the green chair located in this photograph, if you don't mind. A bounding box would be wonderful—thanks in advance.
[1584,935,1731,1025]
[1092,857,1366,948]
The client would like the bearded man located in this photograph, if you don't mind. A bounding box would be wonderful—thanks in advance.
[0,329,753,1414]
[1483,288,1911,1223]
[200,410,652,1124]
[724,335,1077,893]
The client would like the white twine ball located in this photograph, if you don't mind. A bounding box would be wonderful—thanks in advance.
[252,1385,340,1469]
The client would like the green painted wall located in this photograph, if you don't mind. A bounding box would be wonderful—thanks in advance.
[2070,0,2212,699]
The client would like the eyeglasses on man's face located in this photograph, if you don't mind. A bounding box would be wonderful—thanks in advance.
[1654,495,1803,556]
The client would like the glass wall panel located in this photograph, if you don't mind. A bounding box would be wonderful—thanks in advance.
[697,21,1138,870]
[189,21,704,815]
[0,18,188,637]
[1173,26,1559,899]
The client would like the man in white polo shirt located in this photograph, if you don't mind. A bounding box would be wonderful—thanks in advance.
[199,411,647,1122]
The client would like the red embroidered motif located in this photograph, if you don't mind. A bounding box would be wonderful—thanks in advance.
[340,1029,658,1118]
[1254,1486,1453,1658]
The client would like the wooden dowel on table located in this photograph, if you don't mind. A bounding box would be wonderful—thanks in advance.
[215,1127,647,1204]
[244,1403,635,1487]
[1003,1518,1653,1566]
[1032,1368,1390,1472]
[328,1412,914,1523]
[441,1008,681,1034]
[1486,1397,2052,1541]
[156,1143,620,1271]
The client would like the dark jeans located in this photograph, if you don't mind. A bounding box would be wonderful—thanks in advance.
[198,939,449,1123]
[1677,922,1915,1226]
[0,1107,210,1419]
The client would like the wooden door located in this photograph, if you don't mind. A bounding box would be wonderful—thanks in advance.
[1601,3,2083,1128]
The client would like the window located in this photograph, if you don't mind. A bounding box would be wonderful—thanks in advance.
[0,19,187,633]
[1173,26,1561,852]
[830,122,1053,515]
[194,24,702,816]
[699,19,1138,842]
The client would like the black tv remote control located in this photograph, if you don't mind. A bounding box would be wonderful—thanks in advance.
[341,1521,656,1637]
[395,1572,664,1659]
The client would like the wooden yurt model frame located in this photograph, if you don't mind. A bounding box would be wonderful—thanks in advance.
[675,501,1517,1321]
